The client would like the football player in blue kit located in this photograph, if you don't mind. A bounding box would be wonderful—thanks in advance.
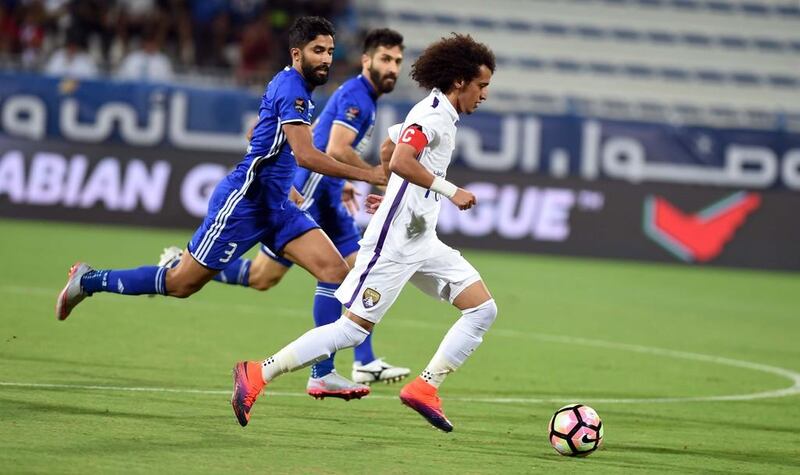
[158,29,410,399]
[56,16,387,355]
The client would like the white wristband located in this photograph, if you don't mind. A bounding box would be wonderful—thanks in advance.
[430,176,458,198]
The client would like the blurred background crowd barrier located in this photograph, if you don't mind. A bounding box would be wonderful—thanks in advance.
[1,0,798,270]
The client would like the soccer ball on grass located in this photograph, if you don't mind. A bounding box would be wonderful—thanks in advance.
[548,404,603,456]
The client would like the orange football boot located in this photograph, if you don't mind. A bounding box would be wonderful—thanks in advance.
[399,377,453,432]
[231,361,266,427]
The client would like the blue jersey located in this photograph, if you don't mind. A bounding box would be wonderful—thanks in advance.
[187,66,321,269]
[241,66,315,207]
[295,74,377,203]
[257,74,378,267]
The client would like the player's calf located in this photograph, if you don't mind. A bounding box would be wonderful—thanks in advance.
[164,257,216,298]
[56,262,175,319]
[165,276,206,298]
[235,317,370,425]
[247,270,284,291]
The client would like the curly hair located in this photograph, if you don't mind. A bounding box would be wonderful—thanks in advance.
[288,16,335,50]
[411,33,495,92]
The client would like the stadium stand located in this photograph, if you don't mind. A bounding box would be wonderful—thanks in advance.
[356,0,800,130]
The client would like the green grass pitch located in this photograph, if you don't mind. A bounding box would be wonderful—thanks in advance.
[1,218,798,474]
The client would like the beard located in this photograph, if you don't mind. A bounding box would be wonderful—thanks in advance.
[369,65,397,94]
[301,58,329,86]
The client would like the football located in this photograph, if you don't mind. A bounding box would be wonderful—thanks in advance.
[548,404,604,456]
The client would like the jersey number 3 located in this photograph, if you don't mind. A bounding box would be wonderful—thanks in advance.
[220,242,238,263]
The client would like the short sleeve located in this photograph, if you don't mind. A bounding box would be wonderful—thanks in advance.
[404,111,439,145]
[332,92,370,134]
[276,79,312,125]
[387,123,403,143]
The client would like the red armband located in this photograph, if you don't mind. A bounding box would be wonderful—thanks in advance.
[399,124,428,154]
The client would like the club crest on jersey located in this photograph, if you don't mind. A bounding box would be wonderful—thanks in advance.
[294,97,306,113]
[362,288,381,308]
[345,106,360,121]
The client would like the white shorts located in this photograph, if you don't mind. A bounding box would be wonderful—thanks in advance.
[334,240,481,324]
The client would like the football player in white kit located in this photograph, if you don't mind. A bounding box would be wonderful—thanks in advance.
[232,33,497,432]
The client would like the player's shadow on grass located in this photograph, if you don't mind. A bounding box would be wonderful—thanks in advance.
[0,352,161,372]
[0,397,178,421]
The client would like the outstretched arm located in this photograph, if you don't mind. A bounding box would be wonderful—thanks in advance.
[283,123,386,186]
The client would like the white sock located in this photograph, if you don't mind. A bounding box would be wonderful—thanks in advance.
[421,299,497,388]
[261,316,369,382]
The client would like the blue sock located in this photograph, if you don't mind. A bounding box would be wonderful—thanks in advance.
[310,282,341,379]
[81,267,167,295]
[211,258,251,287]
[353,333,376,365]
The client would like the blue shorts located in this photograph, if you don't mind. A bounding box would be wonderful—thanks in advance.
[262,176,361,268]
[188,173,318,270]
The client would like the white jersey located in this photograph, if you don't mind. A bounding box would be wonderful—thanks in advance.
[359,88,459,263]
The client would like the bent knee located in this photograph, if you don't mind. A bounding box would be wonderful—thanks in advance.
[467,298,498,329]
[247,259,286,291]
[166,274,206,298]
[249,274,282,291]
[316,261,349,284]
[168,283,203,298]
[482,298,498,321]
[336,316,370,348]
